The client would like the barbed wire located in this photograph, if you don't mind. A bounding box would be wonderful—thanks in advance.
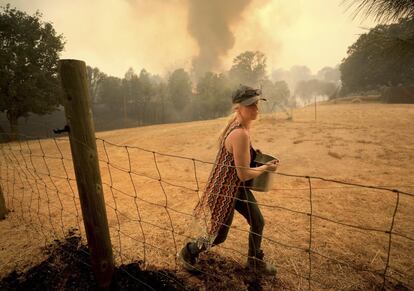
[0,133,413,290]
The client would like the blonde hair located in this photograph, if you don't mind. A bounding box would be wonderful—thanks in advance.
[218,104,239,146]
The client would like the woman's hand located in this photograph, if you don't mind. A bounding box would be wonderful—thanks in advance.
[265,159,279,172]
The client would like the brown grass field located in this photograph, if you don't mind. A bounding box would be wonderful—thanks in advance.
[0,102,413,290]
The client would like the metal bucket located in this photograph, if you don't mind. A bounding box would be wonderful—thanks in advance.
[250,152,278,192]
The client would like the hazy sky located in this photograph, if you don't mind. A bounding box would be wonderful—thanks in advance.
[2,0,375,78]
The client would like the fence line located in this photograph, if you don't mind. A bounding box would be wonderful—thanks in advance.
[0,133,413,290]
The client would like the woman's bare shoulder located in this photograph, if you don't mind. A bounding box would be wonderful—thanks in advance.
[225,127,249,153]
[227,127,249,142]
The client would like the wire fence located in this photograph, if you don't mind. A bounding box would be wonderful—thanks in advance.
[0,132,413,290]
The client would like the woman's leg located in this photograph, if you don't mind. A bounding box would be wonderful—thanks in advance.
[179,205,236,272]
[186,205,235,256]
[235,187,276,275]
[212,206,236,246]
[234,187,264,258]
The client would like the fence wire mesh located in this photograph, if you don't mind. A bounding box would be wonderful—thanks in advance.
[0,133,413,290]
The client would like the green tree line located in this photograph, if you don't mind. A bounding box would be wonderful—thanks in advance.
[340,18,414,96]
[339,0,414,97]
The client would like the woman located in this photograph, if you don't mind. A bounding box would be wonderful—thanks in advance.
[179,85,278,275]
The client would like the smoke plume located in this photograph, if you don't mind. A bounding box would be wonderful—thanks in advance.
[187,0,252,79]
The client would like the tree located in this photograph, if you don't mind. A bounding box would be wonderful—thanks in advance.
[262,80,290,111]
[295,79,337,103]
[137,69,154,102]
[136,69,156,124]
[122,67,138,103]
[98,76,123,110]
[0,5,64,137]
[316,66,341,83]
[167,68,192,112]
[342,1,413,95]
[344,0,414,22]
[118,67,135,124]
[229,51,267,87]
[153,80,168,124]
[86,66,106,104]
[271,68,290,83]
[271,65,313,92]
[340,19,414,95]
[195,72,232,119]
[289,65,312,83]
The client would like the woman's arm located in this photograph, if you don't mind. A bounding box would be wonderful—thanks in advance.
[226,128,277,182]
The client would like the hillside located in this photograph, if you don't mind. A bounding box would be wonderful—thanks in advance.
[97,103,414,186]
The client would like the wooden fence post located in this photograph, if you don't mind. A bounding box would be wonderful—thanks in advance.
[0,185,8,220]
[59,59,114,289]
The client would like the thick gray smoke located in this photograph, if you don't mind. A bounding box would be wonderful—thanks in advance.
[187,0,251,79]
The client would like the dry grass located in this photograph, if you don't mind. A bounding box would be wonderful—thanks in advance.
[1,103,413,290]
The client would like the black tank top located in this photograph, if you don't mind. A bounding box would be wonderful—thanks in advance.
[243,145,257,188]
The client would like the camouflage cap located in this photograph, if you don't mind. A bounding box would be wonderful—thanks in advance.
[232,85,266,105]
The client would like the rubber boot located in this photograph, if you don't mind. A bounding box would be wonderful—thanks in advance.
[178,242,201,273]
[246,249,277,276]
